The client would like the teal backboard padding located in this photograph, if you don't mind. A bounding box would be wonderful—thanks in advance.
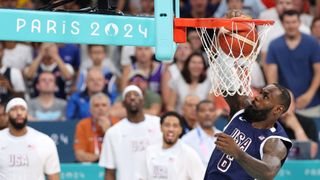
[0,1,176,61]
[60,161,320,180]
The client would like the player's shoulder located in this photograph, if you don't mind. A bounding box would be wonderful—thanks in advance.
[179,141,200,157]
[144,114,160,121]
[0,128,9,139]
[106,118,130,135]
[27,127,55,144]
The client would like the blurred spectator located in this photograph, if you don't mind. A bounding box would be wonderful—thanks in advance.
[180,95,201,135]
[78,45,119,103]
[259,0,311,65]
[27,72,67,121]
[140,0,154,15]
[162,42,193,107]
[280,91,318,158]
[25,43,74,99]
[0,75,15,103]
[99,85,162,180]
[1,41,33,71]
[311,17,320,43]
[67,67,105,120]
[0,41,26,95]
[58,44,81,73]
[121,47,164,94]
[265,10,320,118]
[111,71,162,119]
[182,100,221,166]
[0,98,60,180]
[181,0,218,18]
[137,112,205,180]
[188,30,203,52]
[0,0,17,8]
[74,93,114,163]
[0,101,8,130]
[292,0,314,27]
[167,52,210,112]
[214,0,266,18]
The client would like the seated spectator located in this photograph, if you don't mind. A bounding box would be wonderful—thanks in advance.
[259,0,311,65]
[311,17,320,43]
[27,72,67,121]
[181,0,218,18]
[182,100,221,166]
[74,93,114,163]
[121,46,165,94]
[0,101,8,130]
[0,41,26,95]
[1,41,33,71]
[58,44,80,73]
[25,43,74,99]
[77,45,119,103]
[67,67,105,120]
[280,91,318,158]
[0,0,17,8]
[188,30,204,52]
[265,10,320,118]
[214,0,266,18]
[167,52,211,112]
[137,112,205,180]
[0,75,15,104]
[180,95,201,135]
[110,71,162,120]
[162,42,193,107]
[292,0,313,27]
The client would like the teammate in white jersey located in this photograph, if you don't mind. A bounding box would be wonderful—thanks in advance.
[99,85,162,180]
[137,112,205,180]
[0,98,60,180]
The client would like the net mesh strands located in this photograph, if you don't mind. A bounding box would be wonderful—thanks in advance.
[195,22,272,97]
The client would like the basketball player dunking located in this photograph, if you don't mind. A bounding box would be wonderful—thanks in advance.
[204,83,292,179]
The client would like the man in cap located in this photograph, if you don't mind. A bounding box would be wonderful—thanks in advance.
[0,98,60,180]
[99,85,162,180]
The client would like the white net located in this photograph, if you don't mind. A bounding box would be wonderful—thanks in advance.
[196,22,272,97]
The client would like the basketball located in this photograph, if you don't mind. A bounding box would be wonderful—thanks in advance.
[218,21,258,58]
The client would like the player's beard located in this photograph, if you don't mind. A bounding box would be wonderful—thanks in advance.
[9,116,27,130]
[244,105,273,123]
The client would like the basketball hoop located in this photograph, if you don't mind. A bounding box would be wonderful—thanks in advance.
[174,18,274,97]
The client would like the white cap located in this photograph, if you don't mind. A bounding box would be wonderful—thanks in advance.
[122,85,143,99]
[6,98,27,113]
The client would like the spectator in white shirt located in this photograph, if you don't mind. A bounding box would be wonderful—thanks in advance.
[137,111,205,180]
[182,100,221,166]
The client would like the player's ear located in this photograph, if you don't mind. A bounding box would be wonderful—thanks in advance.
[274,105,285,115]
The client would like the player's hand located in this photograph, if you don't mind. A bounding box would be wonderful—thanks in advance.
[215,133,242,158]
[295,92,313,109]
[225,10,252,19]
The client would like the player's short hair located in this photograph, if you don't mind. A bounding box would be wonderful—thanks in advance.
[196,99,214,112]
[160,111,184,128]
[280,10,300,22]
[273,83,291,113]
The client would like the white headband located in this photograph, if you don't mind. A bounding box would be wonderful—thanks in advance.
[122,85,143,99]
[6,98,27,113]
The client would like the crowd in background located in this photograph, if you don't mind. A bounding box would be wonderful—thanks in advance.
[1,0,320,178]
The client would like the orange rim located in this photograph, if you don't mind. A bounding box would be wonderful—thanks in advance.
[173,18,274,43]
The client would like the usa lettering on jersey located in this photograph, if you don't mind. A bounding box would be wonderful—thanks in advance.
[217,128,252,172]
[9,154,29,167]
